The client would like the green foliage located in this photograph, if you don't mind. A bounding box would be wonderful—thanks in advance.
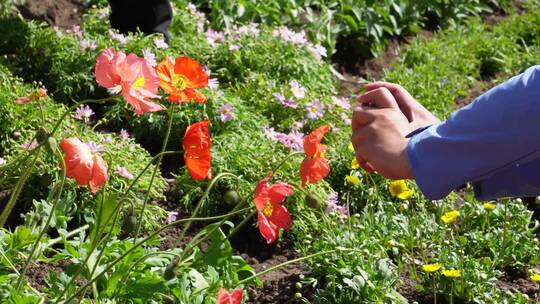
[188,0,511,56]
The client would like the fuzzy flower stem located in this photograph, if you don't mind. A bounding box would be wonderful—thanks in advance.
[15,144,66,292]
[237,248,361,285]
[271,151,304,174]
[50,96,115,135]
[227,210,257,240]
[134,105,176,240]
[173,172,241,248]
[0,148,40,228]
[61,209,252,303]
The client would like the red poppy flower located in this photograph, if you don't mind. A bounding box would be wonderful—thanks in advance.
[156,56,209,103]
[300,125,330,187]
[60,138,108,194]
[254,172,294,244]
[217,288,243,304]
[183,120,212,181]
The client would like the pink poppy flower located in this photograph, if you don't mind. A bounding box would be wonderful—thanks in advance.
[95,48,165,115]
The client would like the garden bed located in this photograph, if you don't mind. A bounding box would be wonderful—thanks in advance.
[1,0,540,303]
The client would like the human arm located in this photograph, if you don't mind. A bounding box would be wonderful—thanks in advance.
[407,65,540,200]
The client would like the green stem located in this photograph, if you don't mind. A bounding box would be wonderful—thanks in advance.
[134,105,176,239]
[16,146,66,291]
[173,172,240,248]
[61,209,251,303]
[227,210,257,240]
[50,96,114,135]
[271,151,304,174]
[0,148,41,228]
[237,248,359,285]
[46,224,90,247]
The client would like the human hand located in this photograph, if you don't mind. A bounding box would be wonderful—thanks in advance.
[351,88,413,179]
[364,82,440,130]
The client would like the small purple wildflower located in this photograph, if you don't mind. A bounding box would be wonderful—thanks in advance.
[331,96,351,110]
[98,7,109,19]
[74,105,94,122]
[108,30,128,44]
[115,166,134,180]
[166,211,178,224]
[217,103,235,122]
[325,192,348,220]
[308,44,327,60]
[206,29,224,47]
[80,39,97,51]
[208,78,219,90]
[85,141,104,153]
[305,100,325,120]
[0,157,6,165]
[291,120,305,131]
[289,80,305,99]
[265,128,304,151]
[143,49,157,67]
[21,139,38,151]
[154,37,168,49]
[120,129,130,140]
[229,44,240,52]
[70,25,83,39]
[103,136,113,143]
[341,112,352,125]
[235,23,260,37]
[290,31,308,45]
[273,92,298,108]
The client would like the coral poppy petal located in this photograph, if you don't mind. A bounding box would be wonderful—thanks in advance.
[257,211,278,244]
[269,204,292,230]
[254,172,272,211]
[183,120,212,181]
[174,57,209,88]
[303,125,328,157]
[217,288,243,304]
[300,157,330,188]
[267,183,294,205]
[89,154,108,194]
[60,138,94,186]
[95,48,122,88]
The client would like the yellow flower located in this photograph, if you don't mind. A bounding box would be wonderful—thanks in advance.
[530,273,540,282]
[348,143,354,151]
[345,175,361,185]
[482,202,496,211]
[441,210,460,224]
[389,180,415,200]
[442,269,461,278]
[422,263,442,273]
[351,158,360,170]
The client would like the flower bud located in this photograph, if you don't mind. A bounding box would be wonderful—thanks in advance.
[224,189,240,206]
[305,193,321,209]
[163,261,177,280]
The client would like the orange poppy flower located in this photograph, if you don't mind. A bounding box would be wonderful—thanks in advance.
[60,138,108,194]
[183,119,212,181]
[254,172,294,244]
[217,288,243,304]
[156,56,209,103]
[300,125,330,187]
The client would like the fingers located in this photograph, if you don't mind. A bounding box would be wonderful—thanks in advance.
[364,82,415,122]
[357,87,399,110]
[351,105,375,132]
[351,129,375,173]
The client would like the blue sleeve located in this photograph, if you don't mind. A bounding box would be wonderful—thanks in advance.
[406,65,540,200]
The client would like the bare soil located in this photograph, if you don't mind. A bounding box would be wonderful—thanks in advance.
[17,0,85,30]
